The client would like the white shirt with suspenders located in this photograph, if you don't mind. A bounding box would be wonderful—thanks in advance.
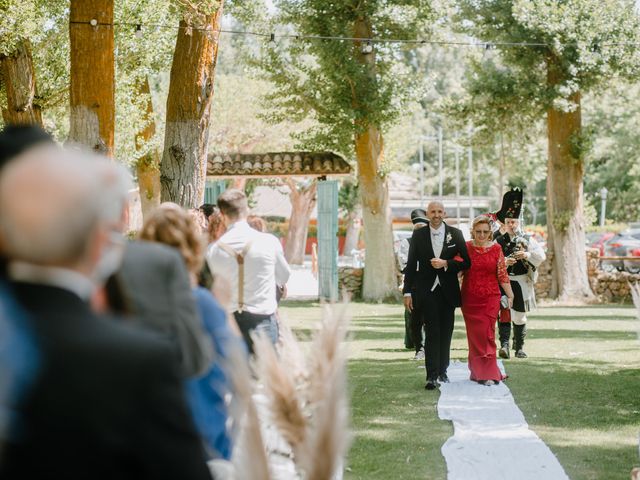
[206,220,291,316]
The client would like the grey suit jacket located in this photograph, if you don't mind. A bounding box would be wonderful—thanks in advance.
[116,240,213,377]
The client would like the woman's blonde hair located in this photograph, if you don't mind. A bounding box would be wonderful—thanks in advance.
[139,203,205,275]
[470,215,494,239]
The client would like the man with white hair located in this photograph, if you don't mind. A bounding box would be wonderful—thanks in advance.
[0,146,212,480]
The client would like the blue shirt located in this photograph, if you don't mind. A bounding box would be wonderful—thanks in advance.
[185,287,242,460]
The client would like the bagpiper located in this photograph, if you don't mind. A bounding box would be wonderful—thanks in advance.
[494,188,546,359]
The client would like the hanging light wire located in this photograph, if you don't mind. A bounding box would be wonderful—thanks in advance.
[67,19,640,49]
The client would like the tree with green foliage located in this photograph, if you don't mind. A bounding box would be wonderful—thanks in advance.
[115,0,175,219]
[453,0,639,301]
[584,80,640,223]
[0,0,60,126]
[256,0,433,301]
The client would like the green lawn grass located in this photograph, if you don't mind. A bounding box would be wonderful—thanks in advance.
[278,301,640,480]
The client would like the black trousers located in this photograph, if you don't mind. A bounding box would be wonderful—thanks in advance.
[415,286,455,380]
[406,305,425,352]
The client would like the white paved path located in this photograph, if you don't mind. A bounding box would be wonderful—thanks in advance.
[438,361,570,480]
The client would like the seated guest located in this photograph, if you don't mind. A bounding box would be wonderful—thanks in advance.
[0,146,212,479]
[196,206,225,290]
[140,203,243,461]
[0,124,54,168]
[208,206,226,244]
[199,203,216,224]
[113,203,214,376]
[247,214,267,233]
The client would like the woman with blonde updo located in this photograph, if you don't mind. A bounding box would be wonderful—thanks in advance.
[461,215,514,386]
[139,202,241,460]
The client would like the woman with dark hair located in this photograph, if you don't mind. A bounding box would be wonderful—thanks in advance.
[461,215,514,386]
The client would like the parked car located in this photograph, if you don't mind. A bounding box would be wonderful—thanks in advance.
[625,247,640,274]
[602,229,640,271]
[586,231,615,256]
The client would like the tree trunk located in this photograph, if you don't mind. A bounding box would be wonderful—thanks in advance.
[284,178,316,265]
[1,39,43,126]
[546,63,593,301]
[353,19,398,302]
[69,0,115,156]
[355,126,398,301]
[135,76,161,222]
[160,5,223,207]
[343,206,362,255]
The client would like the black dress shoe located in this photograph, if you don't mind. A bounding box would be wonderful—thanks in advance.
[438,373,450,383]
[424,379,439,390]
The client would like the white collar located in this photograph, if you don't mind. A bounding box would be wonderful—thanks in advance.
[225,219,251,232]
[8,261,95,301]
[430,223,446,235]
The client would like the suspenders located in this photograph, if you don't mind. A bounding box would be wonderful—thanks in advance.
[216,241,253,313]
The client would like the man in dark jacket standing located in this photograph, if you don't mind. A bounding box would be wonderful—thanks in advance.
[0,146,212,480]
[403,201,471,390]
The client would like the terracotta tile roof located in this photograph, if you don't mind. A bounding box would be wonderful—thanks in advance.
[207,152,351,178]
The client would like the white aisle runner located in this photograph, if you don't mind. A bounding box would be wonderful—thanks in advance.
[437,361,569,480]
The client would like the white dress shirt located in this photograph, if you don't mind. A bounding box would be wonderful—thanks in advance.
[206,220,291,315]
[430,223,446,291]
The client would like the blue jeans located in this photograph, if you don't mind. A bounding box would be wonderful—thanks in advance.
[233,311,278,354]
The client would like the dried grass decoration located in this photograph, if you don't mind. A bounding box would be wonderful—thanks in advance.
[246,304,352,480]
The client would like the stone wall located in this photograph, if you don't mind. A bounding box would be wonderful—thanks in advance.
[591,271,640,302]
[338,267,363,300]
[532,248,638,302]
[534,251,554,299]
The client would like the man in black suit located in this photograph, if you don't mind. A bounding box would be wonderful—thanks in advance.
[403,201,471,390]
[0,146,212,479]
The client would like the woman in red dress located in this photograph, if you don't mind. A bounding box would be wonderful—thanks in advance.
[461,215,514,385]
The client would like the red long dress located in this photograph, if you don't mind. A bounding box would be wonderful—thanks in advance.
[461,241,509,382]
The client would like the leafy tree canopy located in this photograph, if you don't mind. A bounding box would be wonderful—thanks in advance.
[254,0,435,156]
[448,0,640,140]
[584,80,640,222]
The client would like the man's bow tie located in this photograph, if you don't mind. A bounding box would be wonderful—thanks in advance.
[431,231,441,236]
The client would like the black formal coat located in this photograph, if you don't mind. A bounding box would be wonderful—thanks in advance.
[402,223,471,308]
[0,282,213,480]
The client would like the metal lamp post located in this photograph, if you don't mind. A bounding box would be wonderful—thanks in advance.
[599,187,608,227]
[418,127,444,202]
